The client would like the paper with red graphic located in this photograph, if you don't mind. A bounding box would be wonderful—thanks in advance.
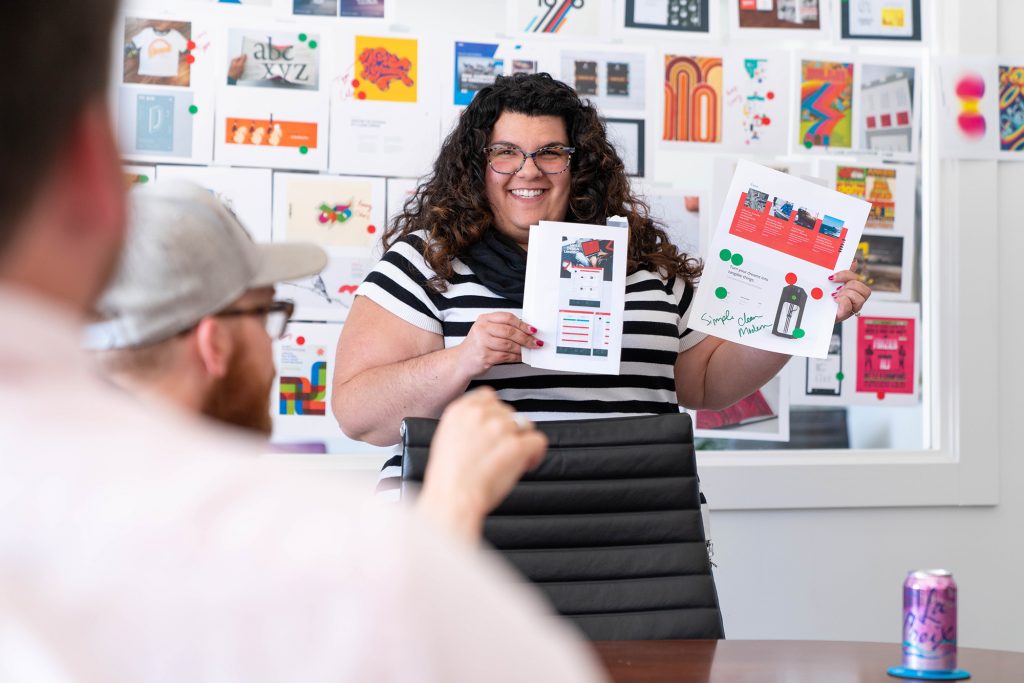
[855,315,915,394]
[688,160,869,359]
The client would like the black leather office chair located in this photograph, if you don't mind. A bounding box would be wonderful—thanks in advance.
[400,413,725,640]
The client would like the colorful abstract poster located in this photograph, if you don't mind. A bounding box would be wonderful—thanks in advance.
[353,35,418,103]
[454,42,502,106]
[663,55,723,143]
[799,60,854,149]
[735,0,822,30]
[841,0,921,41]
[722,51,790,153]
[859,63,917,155]
[273,173,386,249]
[604,118,646,177]
[856,315,915,395]
[999,65,1024,152]
[277,252,376,322]
[936,58,1000,159]
[123,17,192,87]
[625,0,710,33]
[271,322,342,442]
[225,117,317,149]
[214,89,327,171]
[855,233,906,297]
[692,373,789,441]
[508,0,608,38]
[561,50,647,112]
[834,166,901,230]
[156,165,273,242]
[227,30,320,91]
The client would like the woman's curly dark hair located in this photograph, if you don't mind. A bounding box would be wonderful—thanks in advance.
[384,72,703,290]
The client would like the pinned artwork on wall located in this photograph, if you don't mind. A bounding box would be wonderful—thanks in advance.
[692,373,790,441]
[215,88,328,171]
[823,161,916,238]
[351,35,418,103]
[123,17,194,87]
[623,0,712,34]
[999,64,1024,153]
[604,118,646,177]
[663,55,723,144]
[839,0,922,42]
[271,322,343,443]
[226,29,321,91]
[293,0,390,19]
[849,301,920,406]
[560,49,647,113]
[731,0,827,37]
[857,60,919,159]
[293,0,338,16]
[277,253,377,323]
[156,165,274,241]
[507,0,610,38]
[721,51,791,153]
[272,172,386,249]
[118,88,213,163]
[936,58,1000,159]
[797,59,854,151]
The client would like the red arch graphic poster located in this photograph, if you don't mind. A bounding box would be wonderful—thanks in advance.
[664,55,723,143]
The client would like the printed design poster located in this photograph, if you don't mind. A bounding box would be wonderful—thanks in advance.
[454,42,503,106]
[692,373,790,441]
[293,0,338,15]
[272,322,342,442]
[936,59,1000,159]
[664,55,723,143]
[722,51,790,153]
[800,321,845,400]
[273,173,386,249]
[522,221,628,374]
[341,0,386,17]
[560,50,647,112]
[625,0,710,33]
[353,35,417,103]
[841,0,921,41]
[227,30,320,91]
[736,0,821,30]
[124,18,192,87]
[855,233,908,298]
[689,161,869,358]
[799,60,854,149]
[999,65,1024,152]
[155,165,273,241]
[215,89,327,171]
[856,315,915,395]
[604,118,646,177]
[278,252,376,322]
[859,63,916,155]
[118,88,205,162]
[831,163,915,234]
[509,0,607,38]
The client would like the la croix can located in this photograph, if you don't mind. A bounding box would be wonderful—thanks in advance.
[901,569,958,672]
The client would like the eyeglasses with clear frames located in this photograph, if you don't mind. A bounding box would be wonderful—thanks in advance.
[216,300,295,339]
[482,144,575,175]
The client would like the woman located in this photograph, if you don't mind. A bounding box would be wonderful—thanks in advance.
[332,73,869,484]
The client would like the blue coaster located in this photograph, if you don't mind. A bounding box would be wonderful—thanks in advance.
[887,666,971,680]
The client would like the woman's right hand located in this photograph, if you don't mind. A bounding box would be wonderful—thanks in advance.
[457,312,543,377]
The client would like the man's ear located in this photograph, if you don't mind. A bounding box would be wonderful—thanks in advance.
[194,317,234,379]
[62,100,126,243]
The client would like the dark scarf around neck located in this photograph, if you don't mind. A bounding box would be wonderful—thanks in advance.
[459,229,528,306]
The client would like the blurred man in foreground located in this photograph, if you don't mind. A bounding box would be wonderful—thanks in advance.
[0,3,604,680]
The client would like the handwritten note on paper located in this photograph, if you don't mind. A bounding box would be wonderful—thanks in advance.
[689,160,869,358]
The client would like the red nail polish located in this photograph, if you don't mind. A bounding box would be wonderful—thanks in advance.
[536,340,544,347]
[828,275,835,281]
[529,326,537,334]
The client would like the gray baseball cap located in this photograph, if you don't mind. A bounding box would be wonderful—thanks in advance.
[86,180,327,349]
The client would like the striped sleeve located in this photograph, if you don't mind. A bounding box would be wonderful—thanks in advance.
[357,234,444,336]
[676,277,708,353]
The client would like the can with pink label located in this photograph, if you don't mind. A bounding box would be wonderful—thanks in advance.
[887,569,971,680]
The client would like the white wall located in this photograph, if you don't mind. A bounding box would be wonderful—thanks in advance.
[282,0,1024,651]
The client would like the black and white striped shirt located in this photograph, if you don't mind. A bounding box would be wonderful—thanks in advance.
[357,231,707,490]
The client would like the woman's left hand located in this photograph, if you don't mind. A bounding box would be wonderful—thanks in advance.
[830,260,872,322]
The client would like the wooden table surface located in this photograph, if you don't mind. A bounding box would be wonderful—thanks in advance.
[592,640,1024,682]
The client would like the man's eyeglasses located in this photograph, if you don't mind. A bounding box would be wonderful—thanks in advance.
[216,300,295,339]
[482,144,575,175]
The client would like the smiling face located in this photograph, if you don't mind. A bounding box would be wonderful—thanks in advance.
[484,112,572,249]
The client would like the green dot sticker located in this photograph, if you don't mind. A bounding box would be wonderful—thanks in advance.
[188,105,198,115]
[792,328,806,339]
[308,40,318,49]
[730,253,743,266]
[299,146,309,155]
[138,175,149,184]
[298,33,308,42]
[714,287,728,300]
[803,140,813,149]
[836,372,845,381]
[719,248,732,261]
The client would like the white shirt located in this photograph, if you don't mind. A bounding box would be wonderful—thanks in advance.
[131,28,187,78]
[0,286,606,683]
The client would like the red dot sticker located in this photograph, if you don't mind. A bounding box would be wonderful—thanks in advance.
[351,79,360,88]
[357,91,367,100]
[811,287,823,300]
[785,273,797,285]
[296,336,306,346]
[185,54,195,65]
[317,348,325,356]
[367,225,377,234]
[761,116,772,126]
[766,91,775,100]
[876,392,886,400]
[187,40,196,51]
